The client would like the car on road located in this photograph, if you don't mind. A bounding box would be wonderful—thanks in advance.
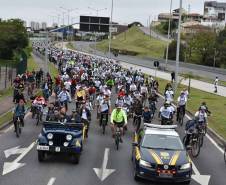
[132,124,192,184]
[37,121,84,164]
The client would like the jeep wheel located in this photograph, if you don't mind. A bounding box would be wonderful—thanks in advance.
[38,151,45,162]
[71,154,80,164]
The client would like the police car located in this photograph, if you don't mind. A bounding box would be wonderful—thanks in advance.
[132,124,192,184]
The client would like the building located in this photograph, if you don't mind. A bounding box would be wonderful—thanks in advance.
[204,1,226,21]
[52,23,58,28]
[181,21,212,34]
[41,22,47,30]
[30,21,36,30]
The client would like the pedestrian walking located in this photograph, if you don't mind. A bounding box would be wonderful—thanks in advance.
[171,71,175,83]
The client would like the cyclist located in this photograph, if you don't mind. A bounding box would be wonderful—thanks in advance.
[99,95,111,126]
[199,102,211,116]
[143,106,152,123]
[132,98,143,131]
[110,104,127,142]
[165,87,174,103]
[67,109,82,123]
[176,91,187,122]
[58,87,71,111]
[13,99,26,131]
[159,101,173,125]
[195,107,208,127]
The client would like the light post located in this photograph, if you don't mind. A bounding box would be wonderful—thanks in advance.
[60,7,78,41]
[165,0,173,70]
[175,0,182,92]
[108,0,114,59]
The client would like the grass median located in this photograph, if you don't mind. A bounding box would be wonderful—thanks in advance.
[156,77,226,140]
[96,26,167,59]
[27,55,39,71]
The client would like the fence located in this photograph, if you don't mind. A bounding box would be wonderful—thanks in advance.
[0,65,17,91]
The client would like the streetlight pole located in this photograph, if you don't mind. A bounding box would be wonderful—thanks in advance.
[88,7,107,54]
[175,0,183,91]
[60,7,78,41]
[165,0,173,70]
[108,0,114,59]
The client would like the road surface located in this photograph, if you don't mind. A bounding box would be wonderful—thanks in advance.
[0,56,226,185]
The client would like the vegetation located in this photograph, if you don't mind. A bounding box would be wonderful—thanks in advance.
[168,27,226,68]
[96,26,167,59]
[48,62,58,79]
[27,55,38,71]
[0,111,13,127]
[156,77,226,139]
[154,21,177,35]
[0,19,28,60]
[66,42,75,50]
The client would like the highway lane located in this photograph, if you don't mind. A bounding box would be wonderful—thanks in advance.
[74,41,226,81]
[0,87,226,185]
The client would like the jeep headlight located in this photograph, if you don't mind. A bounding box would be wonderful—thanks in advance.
[139,159,152,168]
[66,134,72,141]
[180,163,191,170]
[47,133,53,140]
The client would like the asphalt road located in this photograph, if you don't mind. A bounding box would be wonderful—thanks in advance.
[0,81,226,185]
[74,41,226,81]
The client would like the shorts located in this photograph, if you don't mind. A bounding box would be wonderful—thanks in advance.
[113,121,124,127]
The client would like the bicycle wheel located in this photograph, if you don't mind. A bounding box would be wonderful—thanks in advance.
[115,134,119,150]
[199,134,204,147]
[102,118,107,135]
[191,140,200,158]
[224,148,226,164]
[36,113,40,126]
[16,121,20,138]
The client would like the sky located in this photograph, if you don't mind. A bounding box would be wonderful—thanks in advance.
[0,0,214,27]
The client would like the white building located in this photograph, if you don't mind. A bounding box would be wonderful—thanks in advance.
[41,22,47,30]
[204,1,226,21]
[30,21,36,30]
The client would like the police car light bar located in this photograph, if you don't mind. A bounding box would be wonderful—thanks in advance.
[144,123,177,130]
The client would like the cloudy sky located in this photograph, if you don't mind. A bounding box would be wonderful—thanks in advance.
[0,0,210,26]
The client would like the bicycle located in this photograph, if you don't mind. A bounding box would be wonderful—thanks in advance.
[14,116,23,138]
[100,113,108,135]
[133,114,142,132]
[36,106,43,126]
[178,106,184,126]
[183,131,201,158]
[115,125,123,150]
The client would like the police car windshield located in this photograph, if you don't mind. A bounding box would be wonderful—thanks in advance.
[142,134,184,150]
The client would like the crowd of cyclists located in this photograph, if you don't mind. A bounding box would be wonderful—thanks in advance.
[12,41,211,151]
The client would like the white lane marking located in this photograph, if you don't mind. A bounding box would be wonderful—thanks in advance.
[47,177,56,185]
[2,142,35,175]
[4,146,26,158]
[93,148,115,181]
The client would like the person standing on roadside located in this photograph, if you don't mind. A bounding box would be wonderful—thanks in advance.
[214,77,219,93]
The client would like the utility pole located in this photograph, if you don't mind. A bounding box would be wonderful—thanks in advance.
[108,0,114,59]
[165,0,173,70]
[175,0,183,91]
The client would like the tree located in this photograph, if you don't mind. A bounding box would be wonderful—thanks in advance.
[167,40,185,61]
[186,31,216,66]
[0,19,28,59]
